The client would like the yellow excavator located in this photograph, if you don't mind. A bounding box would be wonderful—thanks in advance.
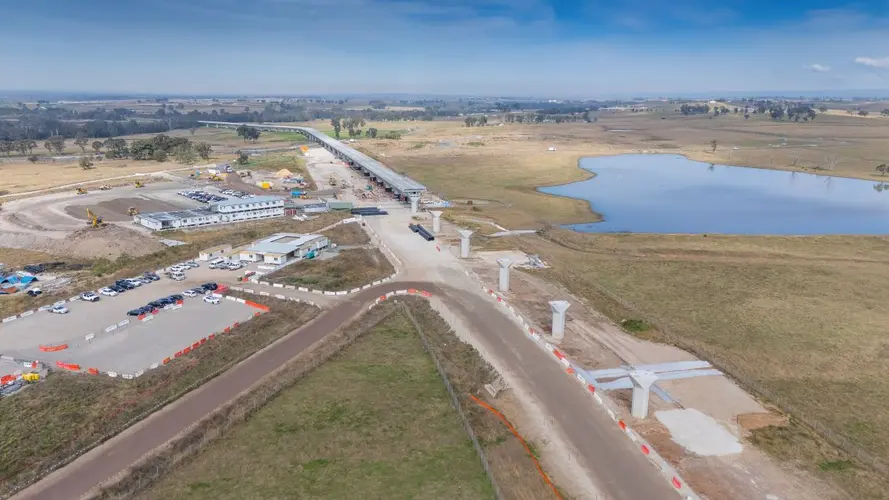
[76,188,87,195]
[134,181,145,188]
[86,208,106,228]
[209,174,223,182]
[127,207,139,216]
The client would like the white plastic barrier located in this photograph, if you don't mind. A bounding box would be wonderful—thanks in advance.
[231,286,243,291]
[107,371,118,378]
[84,333,95,341]
[141,315,154,323]
[285,285,295,290]
[133,370,144,378]
[275,294,286,300]
[336,291,347,296]
[350,288,360,293]
[259,291,270,296]
[20,310,34,317]
[259,281,270,286]
[122,373,134,380]
[235,298,246,304]
[149,363,160,369]
[38,305,53,312]
[272,283,284,288]
[3,316,17,323]
[324,291,335,296]
[104,325,118,333]
[226,296,237,302]
[68,296,79,302]
[362,284,370,290]
[372,280,381,286]
[312,290,322,294]
[118,319,129,328]
[298,287,308,292]
[244,289,255,294]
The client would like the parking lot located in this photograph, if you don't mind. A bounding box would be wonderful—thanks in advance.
[0,271,260,374]
[13,299,256,374]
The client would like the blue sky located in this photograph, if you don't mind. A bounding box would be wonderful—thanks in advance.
[2,0,889,96]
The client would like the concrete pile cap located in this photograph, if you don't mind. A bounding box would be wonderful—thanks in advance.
[497,258,513,268]
[458,229,473,238]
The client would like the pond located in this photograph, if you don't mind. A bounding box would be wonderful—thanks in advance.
[539,154,889,235]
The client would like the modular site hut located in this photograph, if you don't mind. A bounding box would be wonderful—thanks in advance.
[134,195,285,230]
[239,233,330,265]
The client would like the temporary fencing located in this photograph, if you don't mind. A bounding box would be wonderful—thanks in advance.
[461,268,700,500]
[39,344,68,352]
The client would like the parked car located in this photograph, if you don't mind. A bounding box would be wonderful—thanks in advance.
[182,289,198,298]
[167,294,184,302]
[142,272,160,281]
[99,287,118,297]
[147,300,164,309]
[115,280,134,290]
[184,261,200,268]
[203,295,221,305]
[226,262,242,270]
[127,308,145,316]
[50,304,69,314]
[80,292,100,302]
[109,284,127,293]
[169,273,186,281]
[124,278,143,287]
[157,297,176,306]
[26,288,43,297]
[202,282,218,291]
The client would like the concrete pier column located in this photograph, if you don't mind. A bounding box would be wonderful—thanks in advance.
[549,300,570,340]
[458,230,473,258]
[409,195,420,214]
[497,258,513,292]
[430,211,443,233]
[629,370,659,419]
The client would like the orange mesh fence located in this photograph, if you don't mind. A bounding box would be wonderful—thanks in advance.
[468,394,563,500]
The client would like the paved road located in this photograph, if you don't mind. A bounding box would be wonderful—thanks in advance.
[14,279,674,500]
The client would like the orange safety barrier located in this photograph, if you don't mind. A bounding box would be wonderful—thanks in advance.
[199,338,207,345]
[224,327,231,333]
[138,314,146,320]
[55,361,81,372]
[163,357,171,364]
[254,312,261,317]
[233,322,240,328]
[408,288,418,294]
[379,295,387,301]
[421,291,432,297]
[208,334,216,340]
[39,344,69,352]
[244,300,271,312]
[192,342,200,349]
[174,351,183,358]
[88,368,99,375]
[1,375,16,385]
[176,300,183,305]
[182,347,191,355]
[468,394,563,500]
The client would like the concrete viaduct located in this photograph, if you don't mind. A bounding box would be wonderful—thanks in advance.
[197,121,427,212]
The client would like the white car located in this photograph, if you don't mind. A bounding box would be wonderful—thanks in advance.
[184,261,200,268]
[124,278,143,287]
[80,292,100,302]
[50,304,69,314]
[182,289,198,298]
[99,287,118,297]
[203,295,221,305]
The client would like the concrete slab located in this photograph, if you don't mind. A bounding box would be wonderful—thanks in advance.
[10,300,256,374]
[656,408,743,456]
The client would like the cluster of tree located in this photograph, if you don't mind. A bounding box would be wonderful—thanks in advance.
[329,117,368,138]
[129,134,211,162]
[679,104,711,115]
[501,111,597,124]
[464,115,488,127]
[0,139,37,156]
[235,124,261,142]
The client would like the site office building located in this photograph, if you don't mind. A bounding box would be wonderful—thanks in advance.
[135,196,285,230]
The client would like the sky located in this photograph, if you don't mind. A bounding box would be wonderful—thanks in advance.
[2,0,889,97]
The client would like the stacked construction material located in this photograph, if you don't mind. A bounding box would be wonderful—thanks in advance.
[351,207,389,216]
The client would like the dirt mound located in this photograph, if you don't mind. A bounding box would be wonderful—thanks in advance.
[65,225,165,259]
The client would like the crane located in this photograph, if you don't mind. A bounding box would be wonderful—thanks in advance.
[85,208,106,228]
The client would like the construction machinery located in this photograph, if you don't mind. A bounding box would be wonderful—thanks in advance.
[76,188,87,195]
[127,207,139,216]
[238,170,252,178]
[328,177,337,187]
[134,181,145,188]
[86,208,106,228]
[209,174,224,182]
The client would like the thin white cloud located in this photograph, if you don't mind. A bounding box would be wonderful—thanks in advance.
[855,56,889,68]
[808,63,830,72]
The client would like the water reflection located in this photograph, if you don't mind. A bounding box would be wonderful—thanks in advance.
[539,154,889,235]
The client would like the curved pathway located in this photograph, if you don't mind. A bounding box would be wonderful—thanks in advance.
[14,279,675,500]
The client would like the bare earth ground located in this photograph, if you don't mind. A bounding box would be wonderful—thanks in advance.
[264,248,394,291]
[366,115,889,498]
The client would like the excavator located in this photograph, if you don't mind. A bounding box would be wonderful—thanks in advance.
[127,207,139,216]
[86,208,106,228]
[328,177,337,187]
[134,181,145,188]
[209,174,224,182]
[76,188,87,195]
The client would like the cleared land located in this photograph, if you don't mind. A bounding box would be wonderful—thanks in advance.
[264,248,394,291]
[323,221,371,245]
[139,305,495,500]
[367,114,889,498]
[0,294,319,495]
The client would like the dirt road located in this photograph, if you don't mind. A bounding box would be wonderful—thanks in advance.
[13,280,674,500]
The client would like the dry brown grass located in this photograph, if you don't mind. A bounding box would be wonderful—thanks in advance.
[264,248,394,291]
[322,221,370,245]
[514,229,889,497]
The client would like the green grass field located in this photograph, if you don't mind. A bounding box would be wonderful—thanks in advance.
[138,311,495,500]
[264,248,394,291]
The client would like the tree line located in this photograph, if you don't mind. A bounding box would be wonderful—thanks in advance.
[1,133,211,164]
